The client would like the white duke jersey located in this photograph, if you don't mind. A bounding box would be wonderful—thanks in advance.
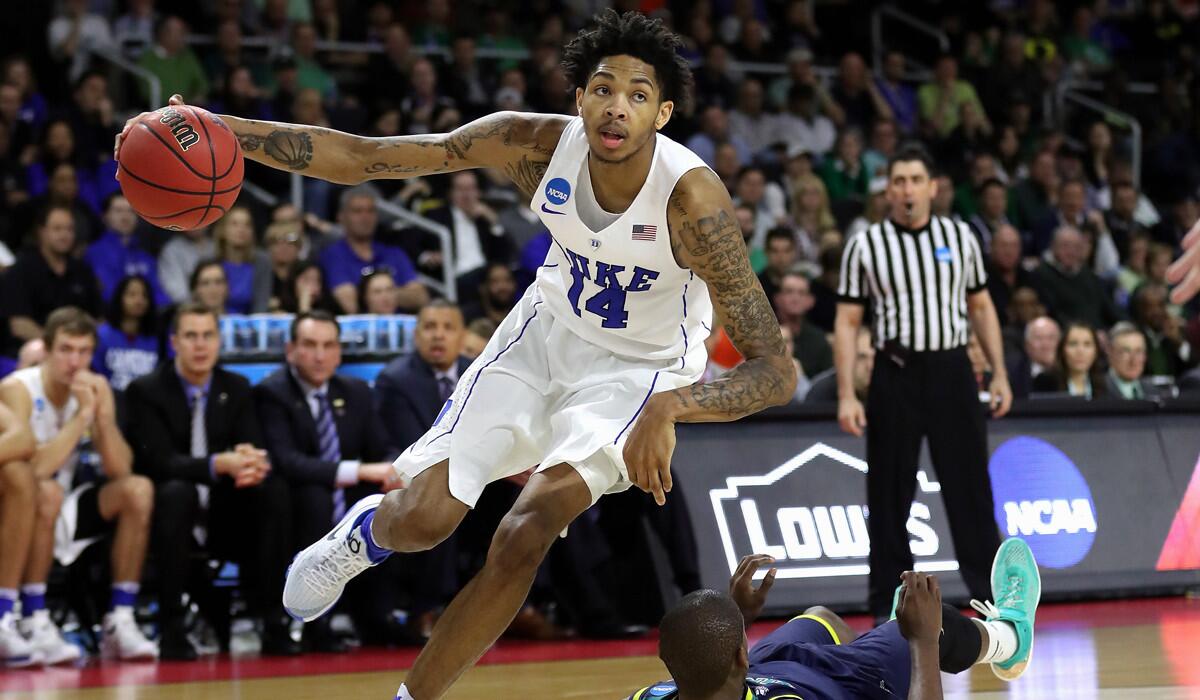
[11,367,81,488]
[530,117,714,363]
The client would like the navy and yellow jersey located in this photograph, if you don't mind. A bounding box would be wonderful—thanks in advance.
[624,676,810,700]
[623,616,912,700]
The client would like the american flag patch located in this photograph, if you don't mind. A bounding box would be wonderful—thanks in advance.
[631,224,657,241]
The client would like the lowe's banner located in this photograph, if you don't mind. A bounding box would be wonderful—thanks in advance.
[674,412,1200,615]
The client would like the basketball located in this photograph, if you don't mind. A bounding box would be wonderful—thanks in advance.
[117,105,244,231]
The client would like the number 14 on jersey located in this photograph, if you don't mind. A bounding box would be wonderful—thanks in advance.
[563,248,661,329]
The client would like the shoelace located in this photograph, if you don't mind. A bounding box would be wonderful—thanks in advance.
[301,538,369,596]
[970,575,1023,620]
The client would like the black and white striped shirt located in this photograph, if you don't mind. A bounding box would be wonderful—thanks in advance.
[837,216,987,351]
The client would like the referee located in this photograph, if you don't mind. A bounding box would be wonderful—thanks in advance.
[834,144,1010,622]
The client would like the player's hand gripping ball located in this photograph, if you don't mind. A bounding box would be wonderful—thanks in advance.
[116,104,243,231]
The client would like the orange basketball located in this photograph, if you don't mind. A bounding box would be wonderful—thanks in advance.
[117,105,244,231]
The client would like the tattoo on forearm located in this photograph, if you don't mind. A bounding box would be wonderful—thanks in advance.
[263,130,313,170]
[239,129,313,171]
[668,191,793,419]
[364,162,425,175]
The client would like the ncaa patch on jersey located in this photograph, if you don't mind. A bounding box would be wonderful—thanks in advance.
[935,246,953,263]
[545,177,571,206]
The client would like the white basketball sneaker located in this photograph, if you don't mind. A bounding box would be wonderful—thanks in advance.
[100,607,159,660]
[20,609,82,665]
[0,612,40,668]
[283,494,387,622]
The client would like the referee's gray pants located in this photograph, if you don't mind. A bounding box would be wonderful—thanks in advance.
[865,346,1002,618]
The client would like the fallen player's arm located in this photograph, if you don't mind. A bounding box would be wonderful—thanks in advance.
[119,98,568,193]
[659,169,797,423]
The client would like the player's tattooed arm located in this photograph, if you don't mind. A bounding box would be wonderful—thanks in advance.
[663,169,797,422]
[214,110,566,190]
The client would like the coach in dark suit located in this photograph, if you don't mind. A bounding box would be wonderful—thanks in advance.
[254,311,401,650]
[126,303,297,660]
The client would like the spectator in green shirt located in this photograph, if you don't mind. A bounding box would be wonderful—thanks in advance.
[290,23,336,100]
[137,16,208,103]
[818,128,870,203]
[918,54,990,138]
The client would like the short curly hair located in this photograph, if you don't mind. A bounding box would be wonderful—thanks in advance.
[561,9,694,112]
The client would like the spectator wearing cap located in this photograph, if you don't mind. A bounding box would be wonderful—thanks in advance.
[874,49,917,134]
[685,105,752,170]
[320,186,428,314]
[777,84,836,161]
[137,16,209,103]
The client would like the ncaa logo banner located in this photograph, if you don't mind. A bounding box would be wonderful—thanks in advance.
[708,442,959,581]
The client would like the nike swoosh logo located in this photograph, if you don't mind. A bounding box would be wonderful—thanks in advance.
[540,203,565,215]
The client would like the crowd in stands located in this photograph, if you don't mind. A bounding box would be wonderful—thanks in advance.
[0,0,1198,665]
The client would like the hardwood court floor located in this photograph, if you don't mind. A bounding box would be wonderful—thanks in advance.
[4,597,1199,699]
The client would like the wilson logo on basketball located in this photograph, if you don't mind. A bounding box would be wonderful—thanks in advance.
[157,107,200,151]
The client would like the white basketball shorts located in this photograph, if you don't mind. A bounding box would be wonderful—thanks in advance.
[393,286,706,506]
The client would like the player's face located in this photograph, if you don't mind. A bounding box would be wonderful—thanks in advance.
[172,313,220,377]
[47,333,95,386]
[886,160,935,225]
[288,318,342,387]
[576,55,673,165]
[415,307,465,371]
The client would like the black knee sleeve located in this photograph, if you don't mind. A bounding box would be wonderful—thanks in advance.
[938,603,982,673]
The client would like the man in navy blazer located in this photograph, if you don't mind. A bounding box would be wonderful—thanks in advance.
[126,303,295,660]
[254,311,401,650]
[375,302,473,450]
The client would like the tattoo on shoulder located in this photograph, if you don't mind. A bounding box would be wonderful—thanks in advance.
[505,155,550,198]
[240,130,313,171]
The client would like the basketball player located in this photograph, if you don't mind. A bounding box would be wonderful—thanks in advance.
[117,11,796,698]
[1168,218,1200,304]
[0,308,158,662]
[627,537,1041,700]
